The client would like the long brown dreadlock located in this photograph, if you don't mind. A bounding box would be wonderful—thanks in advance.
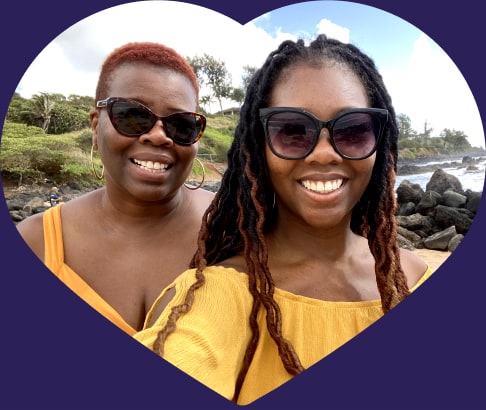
[152,34,410,401]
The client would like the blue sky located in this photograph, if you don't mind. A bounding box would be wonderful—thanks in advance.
[254,2,420,69]
[15,0,485,148]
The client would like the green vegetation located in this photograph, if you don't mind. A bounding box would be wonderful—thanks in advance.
[1,114,236,186]
[0,122,97,186]
[198,114,236,162]
[2,91,483,187]
[396,113,482,160]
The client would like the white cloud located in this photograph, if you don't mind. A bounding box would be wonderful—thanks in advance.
[382,33,484,148]
[316,18,350,43]
[13,2,484,149]
[15,2,286,99]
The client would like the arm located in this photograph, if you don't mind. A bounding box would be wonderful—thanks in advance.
[16,213,45,261]
[133,268,252,401]
[399,247,429,289]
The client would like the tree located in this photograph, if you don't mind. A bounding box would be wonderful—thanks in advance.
[6,92,92,134]
[5,93,34,124]
[67,94,94,110]
[32,92,56,131]
[199,95,214,113]
[441,128,471,152]
[229,87,244,106]
[47,103,91,134]
[418,119,433,139]
[187,54,233,113]
[397,113,417,140]
[241,65,258,91]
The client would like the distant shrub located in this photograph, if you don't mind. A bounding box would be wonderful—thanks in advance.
[1,121,98,185]
[198,128,232,162]
[74,128,93,153]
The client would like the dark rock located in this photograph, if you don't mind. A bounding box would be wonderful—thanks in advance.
[67,181,83,190]
[396,180,424,204]
[448,234,464,252]
[464,190,482,214]
[24,197,45,209]
[398,202,416,216]
[397,234,415,251]
[416,191,443,215]
[397,226,422,248]
[442,190,467,208]
[396,213,435,235]
[10,211,24,222]
[426,168,462,194]
[462,155,474,165]
[424,225,457,251]
[201,182,220,193]
[434,205,472,234]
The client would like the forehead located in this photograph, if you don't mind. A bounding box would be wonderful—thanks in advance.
[107,63,198,107]
[110,62,194,88]
[270,63,369,110]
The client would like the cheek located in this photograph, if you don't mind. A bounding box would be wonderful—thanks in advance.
[356,156,376,187]
[183,144,198,160]
[176,145,198,174]
[264,146,282,181]
[264,146,295,190]
[97,129,130,164]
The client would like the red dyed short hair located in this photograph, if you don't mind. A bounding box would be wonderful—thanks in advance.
[95,42,199,104]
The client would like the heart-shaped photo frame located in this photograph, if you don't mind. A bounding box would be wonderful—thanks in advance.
[1,1,485,409]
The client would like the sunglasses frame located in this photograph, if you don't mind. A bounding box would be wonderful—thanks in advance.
[96,97,206,145]
[259,107,388,160]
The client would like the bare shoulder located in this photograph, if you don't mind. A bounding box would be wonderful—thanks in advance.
[16,212,45,260]
[195,187,215,203]
[189,188,215,214]
[16,193,97,261]
[399,247,429,289]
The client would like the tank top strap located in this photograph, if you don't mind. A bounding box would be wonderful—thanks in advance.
[42,203,65,272]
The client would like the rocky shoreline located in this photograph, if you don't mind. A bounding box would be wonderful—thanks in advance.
[397,153,484,175]
[3,160,483,254]
[3,179,222,224]
[395,167,481,252]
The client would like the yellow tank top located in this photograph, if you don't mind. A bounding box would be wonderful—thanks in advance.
[43,204,136,335]
[134,265,433,404]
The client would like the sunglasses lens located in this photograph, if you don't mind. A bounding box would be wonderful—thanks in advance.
[266,112,317,158]
[332,112,379,158]
[164,113,204,145]
[108,99,204,144]
[109,100,155,136]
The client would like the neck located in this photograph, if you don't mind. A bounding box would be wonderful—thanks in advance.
[268,223,361,263]
[97,184,187,227]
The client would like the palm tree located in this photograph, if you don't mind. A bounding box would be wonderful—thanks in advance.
[32,92,55,132]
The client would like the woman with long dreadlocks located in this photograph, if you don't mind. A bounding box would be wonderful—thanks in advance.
[134,34,432,404]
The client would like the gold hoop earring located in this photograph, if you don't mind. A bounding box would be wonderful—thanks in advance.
[90,144,105,180]
[184,157,205,190]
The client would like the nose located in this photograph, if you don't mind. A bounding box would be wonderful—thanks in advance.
[304,128,342,164]
[139,120,174,146]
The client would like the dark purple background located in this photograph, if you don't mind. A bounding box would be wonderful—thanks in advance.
[1,1,485,409]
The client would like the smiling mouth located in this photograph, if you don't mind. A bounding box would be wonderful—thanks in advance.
[301,178,344,194]
[131,158,170,172]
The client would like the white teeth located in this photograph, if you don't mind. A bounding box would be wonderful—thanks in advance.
[301,179,343,193]
[133,159,169,172]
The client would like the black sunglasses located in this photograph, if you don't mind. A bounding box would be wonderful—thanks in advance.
[96,97,206,145]
[259,107,388,160]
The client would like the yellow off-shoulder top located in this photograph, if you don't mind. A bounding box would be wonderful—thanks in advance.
[134,265,433,405]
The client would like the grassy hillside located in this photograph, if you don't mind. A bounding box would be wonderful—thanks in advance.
[0,114,238,187]
[197,114,236,162]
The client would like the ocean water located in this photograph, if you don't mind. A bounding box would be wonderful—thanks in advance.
[395,157,486,193]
